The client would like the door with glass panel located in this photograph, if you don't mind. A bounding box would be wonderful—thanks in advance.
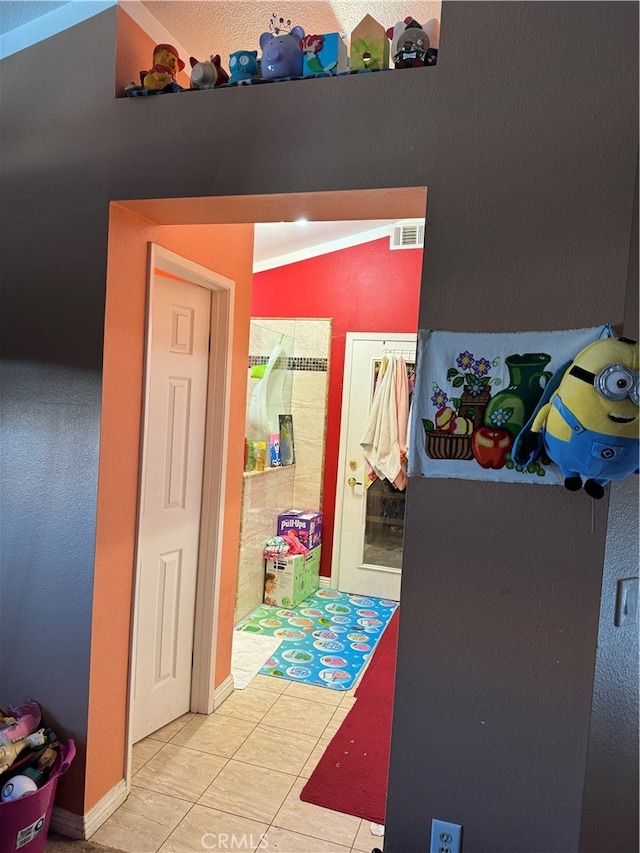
[333,332,416,600]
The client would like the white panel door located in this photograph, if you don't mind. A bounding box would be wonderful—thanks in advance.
[333,333,416,601]
[132,275,211,743]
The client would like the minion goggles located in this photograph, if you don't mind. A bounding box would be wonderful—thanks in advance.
[569,363,640,406]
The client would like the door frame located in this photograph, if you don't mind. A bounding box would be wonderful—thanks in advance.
[331,331,416,593]
[126,243,234,783]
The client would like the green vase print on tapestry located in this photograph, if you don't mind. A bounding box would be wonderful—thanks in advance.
[483,353,552,437]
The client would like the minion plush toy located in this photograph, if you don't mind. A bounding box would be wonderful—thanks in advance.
[513,336,639,498]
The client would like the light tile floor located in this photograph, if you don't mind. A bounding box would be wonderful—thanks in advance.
[90,676,384,853]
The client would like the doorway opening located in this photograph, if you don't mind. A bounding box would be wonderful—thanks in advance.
[100,187,427,800]
[333,331,417,602]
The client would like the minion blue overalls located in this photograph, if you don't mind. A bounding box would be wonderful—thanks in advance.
[542,395,640,485]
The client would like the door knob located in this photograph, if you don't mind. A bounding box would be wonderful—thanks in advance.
[348,476,363,487]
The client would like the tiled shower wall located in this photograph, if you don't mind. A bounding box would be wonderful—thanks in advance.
[235,318,331,624]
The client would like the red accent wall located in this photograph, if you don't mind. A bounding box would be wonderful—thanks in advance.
[252,236,422,577]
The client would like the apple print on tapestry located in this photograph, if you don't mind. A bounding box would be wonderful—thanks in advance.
[408,326,612,485]
[235,590,398,690]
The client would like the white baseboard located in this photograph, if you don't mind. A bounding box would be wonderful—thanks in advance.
[50,778,128,840]
[318,576,331,588]
[213,673,234,709]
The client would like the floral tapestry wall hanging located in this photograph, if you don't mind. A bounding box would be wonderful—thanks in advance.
[408,325,613,484]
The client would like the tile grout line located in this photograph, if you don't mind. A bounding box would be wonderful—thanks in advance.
[108,677,376,852]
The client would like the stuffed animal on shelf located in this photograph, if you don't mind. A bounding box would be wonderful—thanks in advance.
[228,50,259,84]
[189,54,230,89]
[141,43,185,90]
[259,13,305,79]
[513,336,639,498]
[387,17,438,68]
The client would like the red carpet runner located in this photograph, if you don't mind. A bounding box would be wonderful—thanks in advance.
[300,609,399,824]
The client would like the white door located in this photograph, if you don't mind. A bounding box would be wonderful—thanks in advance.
[333,333,416,601]
[132,273,211,743]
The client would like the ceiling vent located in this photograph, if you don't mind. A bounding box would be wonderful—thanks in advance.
[390,221,425,250]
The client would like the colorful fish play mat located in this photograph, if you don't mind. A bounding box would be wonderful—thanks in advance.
[234,589,398,691]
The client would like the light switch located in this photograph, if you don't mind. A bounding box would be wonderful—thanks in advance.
[615,577,639,627]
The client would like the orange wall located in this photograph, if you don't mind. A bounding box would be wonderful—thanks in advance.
[116,7,190,96]
[86,203,253,809]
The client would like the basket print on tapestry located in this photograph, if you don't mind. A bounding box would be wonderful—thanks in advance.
[409,326,614,485]
[423,348,552,472]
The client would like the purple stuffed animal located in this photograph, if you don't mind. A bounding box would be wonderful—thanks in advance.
[259,25,305,79]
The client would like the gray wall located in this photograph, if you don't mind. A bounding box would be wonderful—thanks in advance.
[0,1,637,845]
[579,168,639,853]
[0,12,116,795]
[384,4,638,851]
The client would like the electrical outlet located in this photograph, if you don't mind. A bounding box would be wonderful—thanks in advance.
[430,819,462,853]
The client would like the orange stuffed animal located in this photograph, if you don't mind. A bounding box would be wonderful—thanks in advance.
[142,43,185,90]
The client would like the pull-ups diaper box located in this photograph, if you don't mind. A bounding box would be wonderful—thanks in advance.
[277,510,323,550]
